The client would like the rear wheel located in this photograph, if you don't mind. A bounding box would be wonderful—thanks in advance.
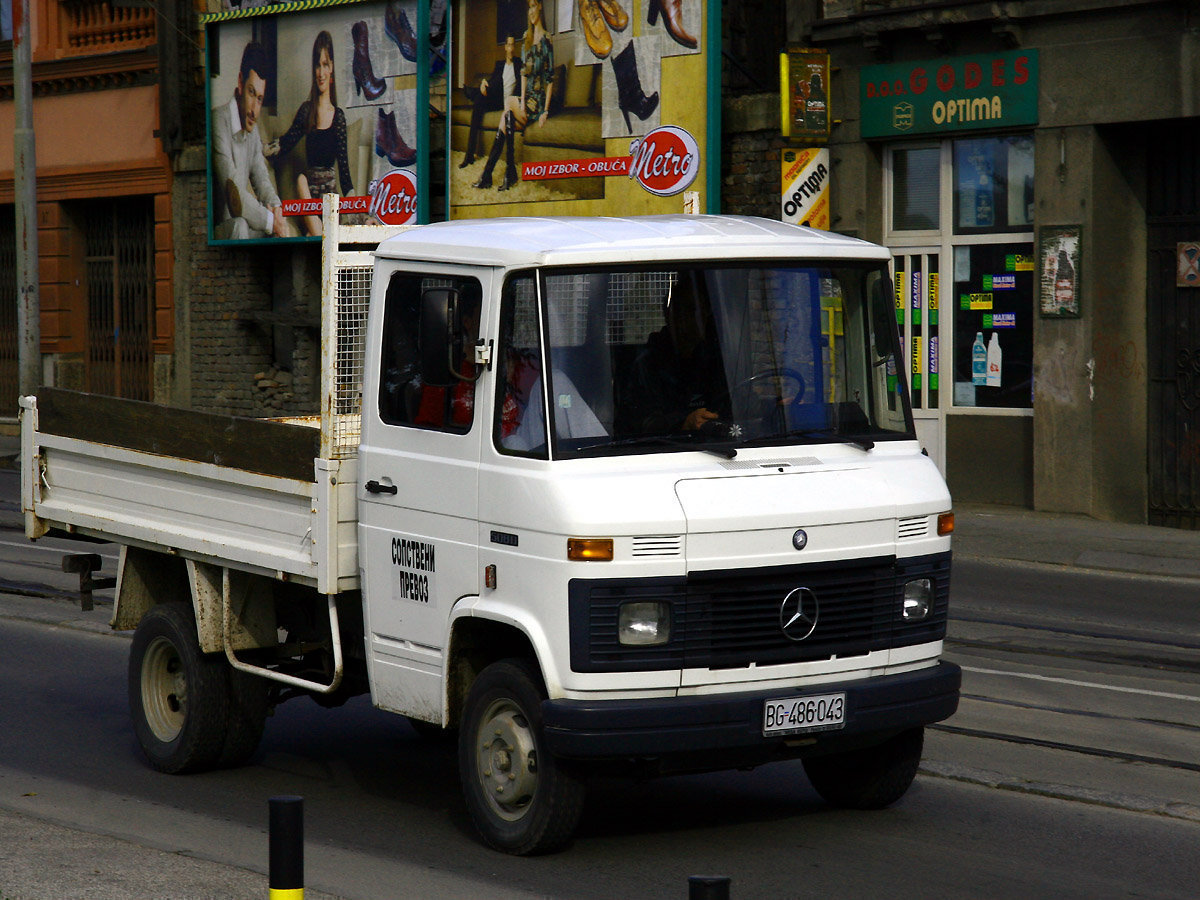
[128,602,229,774]
[802,727,925,810]
[458,659,585,855]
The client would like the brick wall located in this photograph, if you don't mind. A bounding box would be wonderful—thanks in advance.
[721,94,787,220]
[176,169,319,417]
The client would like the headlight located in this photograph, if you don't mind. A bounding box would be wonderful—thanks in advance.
[902,578,933,620]
[618,601,671,645]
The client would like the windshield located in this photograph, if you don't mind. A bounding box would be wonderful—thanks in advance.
[495,262,912,459]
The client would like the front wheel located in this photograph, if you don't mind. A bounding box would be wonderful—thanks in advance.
[128,602,230,774]
[458,659,585,855]
[802,727,924,810]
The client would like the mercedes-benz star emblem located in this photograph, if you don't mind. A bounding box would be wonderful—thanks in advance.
[792,529,808,550]
[780,587,819,642]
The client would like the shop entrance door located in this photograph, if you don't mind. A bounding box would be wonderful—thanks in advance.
[892,250,943,470]
[1147,119,1200,528]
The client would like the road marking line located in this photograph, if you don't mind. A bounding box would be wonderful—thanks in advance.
[960,665,1200,703]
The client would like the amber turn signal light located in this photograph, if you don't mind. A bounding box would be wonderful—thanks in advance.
[568,538,614,561]
[937,512,955,536]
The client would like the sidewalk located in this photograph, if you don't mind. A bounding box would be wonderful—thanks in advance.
[952,501,1200,581]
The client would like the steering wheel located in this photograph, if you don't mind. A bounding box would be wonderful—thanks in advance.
[728,367,806,409]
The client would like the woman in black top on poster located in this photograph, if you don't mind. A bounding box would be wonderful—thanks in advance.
[267,30,354,236]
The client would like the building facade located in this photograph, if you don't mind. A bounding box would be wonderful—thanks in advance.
[5,0,1198,528]
[785,0,1199,526]
[0,0,180,407]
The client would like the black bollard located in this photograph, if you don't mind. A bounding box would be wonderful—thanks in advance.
[688,875,731,900]
[270,796,304,899]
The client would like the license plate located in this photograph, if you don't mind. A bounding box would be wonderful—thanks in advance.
[763,692,846,736]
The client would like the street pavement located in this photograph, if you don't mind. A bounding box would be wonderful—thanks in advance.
[2,430,1200,898]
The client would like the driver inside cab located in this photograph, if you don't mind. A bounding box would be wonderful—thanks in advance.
[621,272,729,435]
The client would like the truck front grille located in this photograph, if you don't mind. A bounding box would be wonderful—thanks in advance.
[568,552,950,673]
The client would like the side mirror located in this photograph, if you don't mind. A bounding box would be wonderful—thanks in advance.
[419,288,458,387]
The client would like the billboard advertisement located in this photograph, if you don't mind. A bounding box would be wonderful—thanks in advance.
[203,0,718,242]
[450,0,716,217]
[203,0,438,243]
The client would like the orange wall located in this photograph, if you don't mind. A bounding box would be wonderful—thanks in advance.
[0,85,161,173]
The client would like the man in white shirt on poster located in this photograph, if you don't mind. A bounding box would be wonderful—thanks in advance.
[212,41,287,240]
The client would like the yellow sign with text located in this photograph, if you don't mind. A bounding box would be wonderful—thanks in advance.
[780,148,830,229]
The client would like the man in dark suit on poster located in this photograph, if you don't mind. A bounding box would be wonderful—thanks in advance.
[459,34,522,168]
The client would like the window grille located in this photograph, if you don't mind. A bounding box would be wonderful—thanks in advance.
[327,263,373,458]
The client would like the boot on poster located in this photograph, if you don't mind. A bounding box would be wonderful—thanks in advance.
[647,0,697,50]
[385,2,417,62]
[375,108,417,167]
[612,43,658,133]
[498,113,520,191]
[474,123,507,189]
[352,21,388,100]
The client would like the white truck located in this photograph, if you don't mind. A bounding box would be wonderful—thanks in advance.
[21,213,960,855]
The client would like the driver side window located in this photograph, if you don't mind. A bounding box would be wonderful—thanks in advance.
[378,271,482,434]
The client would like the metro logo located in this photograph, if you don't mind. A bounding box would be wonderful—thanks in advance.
[368,169,418,226]
[629,125,700,197]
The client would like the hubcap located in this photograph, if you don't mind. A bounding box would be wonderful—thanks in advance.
[141,635,186,743]
[474,698,538,822]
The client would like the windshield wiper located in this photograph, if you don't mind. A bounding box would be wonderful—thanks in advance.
[741,429,875,452]
[590,434,738,459]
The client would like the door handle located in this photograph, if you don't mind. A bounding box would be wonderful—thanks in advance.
[365,480,398,495]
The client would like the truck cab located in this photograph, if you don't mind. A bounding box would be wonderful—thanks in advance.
[357,215,959,853]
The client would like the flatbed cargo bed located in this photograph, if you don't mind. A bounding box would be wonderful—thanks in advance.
[21,388,358,594]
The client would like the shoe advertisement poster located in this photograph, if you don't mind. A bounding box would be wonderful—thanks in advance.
[204,0,436,243]
[451,0,715,217]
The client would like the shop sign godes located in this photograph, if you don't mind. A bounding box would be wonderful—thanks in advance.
[860,49,1038,139]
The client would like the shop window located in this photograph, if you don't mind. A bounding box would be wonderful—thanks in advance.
[892,146,940,232]
[953,136,1034,233]
[887,134,1034,413]
[951,243,1034,410]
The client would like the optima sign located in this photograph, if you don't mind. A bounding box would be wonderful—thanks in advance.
[860,50,1038,139]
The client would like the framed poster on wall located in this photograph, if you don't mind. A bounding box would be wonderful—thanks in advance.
[202,0,441,244]
[449,0,720,218]
[1039,225,1081,317]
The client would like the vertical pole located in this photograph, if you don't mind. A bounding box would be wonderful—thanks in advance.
[416,0,430,224]
[13,0,41,398]
[269,796,304,899]
[689,875,731,900]
[319,193,337,460]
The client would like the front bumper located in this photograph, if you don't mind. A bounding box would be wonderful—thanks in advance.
[542,661,961,768]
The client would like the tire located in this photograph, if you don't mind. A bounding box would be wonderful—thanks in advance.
[128,602,229,774]
[802,727,924,810]
[458,659,585,855]
[218,668,270,768]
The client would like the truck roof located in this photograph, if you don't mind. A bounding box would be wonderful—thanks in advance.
[373,215,892,268]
